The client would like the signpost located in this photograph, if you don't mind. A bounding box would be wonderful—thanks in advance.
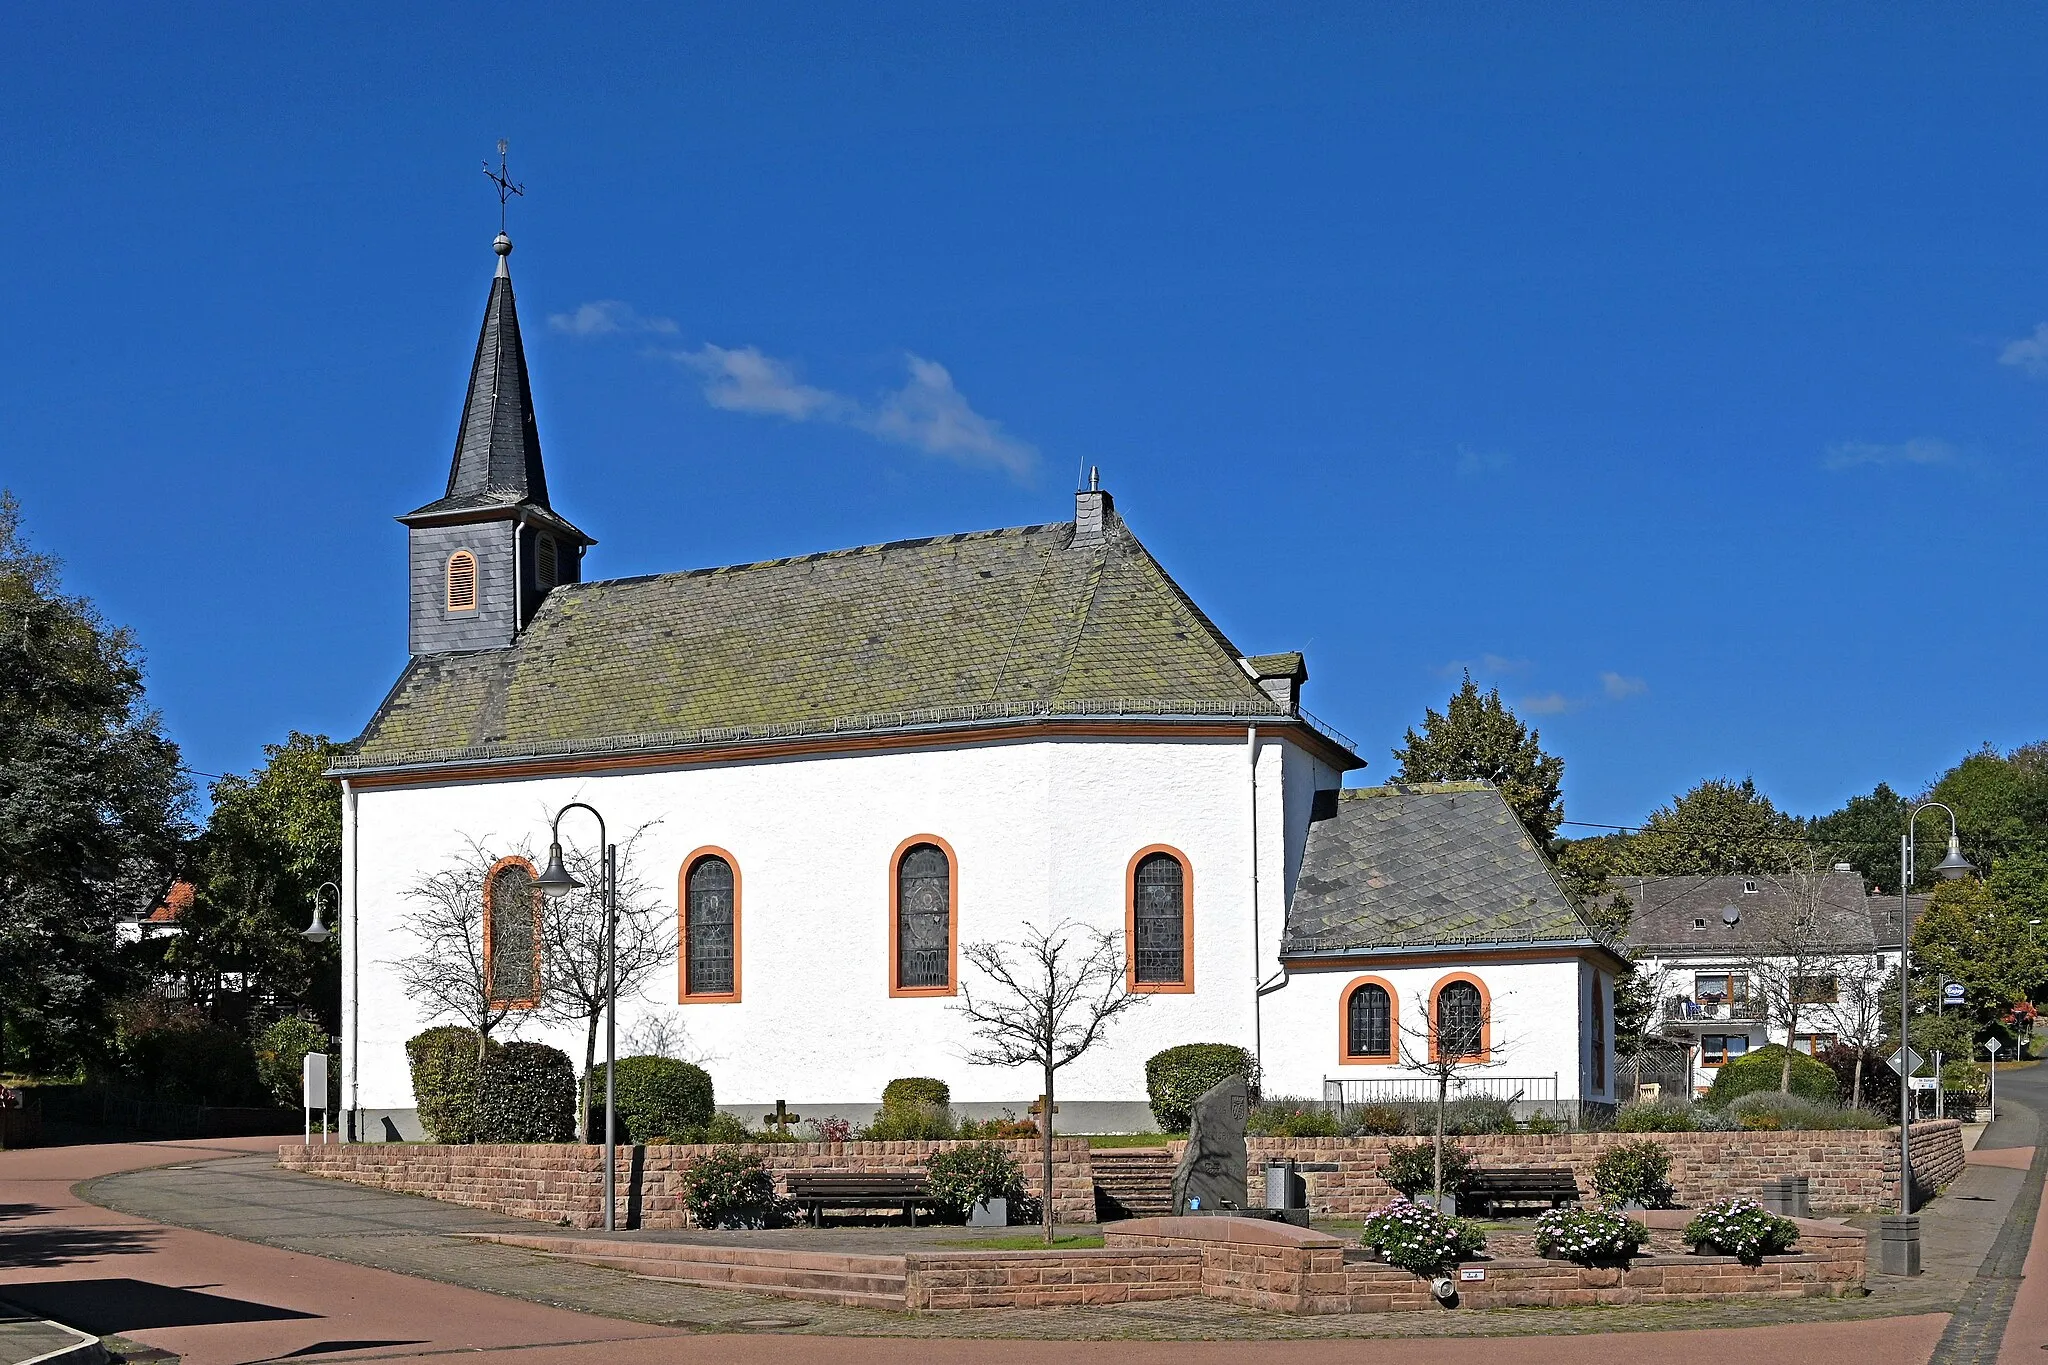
[1985,1037,2002,1121]
[1944,982,1967,1004]
[303,1052,329,1145]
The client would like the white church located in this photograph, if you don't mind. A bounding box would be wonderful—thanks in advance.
[333,233,1621,1138]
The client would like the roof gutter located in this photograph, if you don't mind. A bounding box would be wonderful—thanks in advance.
[1282,939,1632,970]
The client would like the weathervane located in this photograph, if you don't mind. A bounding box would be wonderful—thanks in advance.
[483,139,525,233]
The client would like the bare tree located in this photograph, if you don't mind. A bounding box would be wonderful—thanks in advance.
[1396,986,1510,1205]
[622,1012,701,1065]
[1743,861,1858,1094]
[955,921,1148,1244]
[395,836,530,1064]
[1814,954,1890,1108]
[536,824,677,1140]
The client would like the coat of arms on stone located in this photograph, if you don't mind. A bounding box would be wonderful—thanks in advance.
[1170,1075,1249,1214]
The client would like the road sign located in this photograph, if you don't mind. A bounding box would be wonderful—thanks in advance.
[1886,1046,1925,1077]
[1908,1076,1938,1091]
[1944,982,1967,1004]
[1986,1037,2003,1055]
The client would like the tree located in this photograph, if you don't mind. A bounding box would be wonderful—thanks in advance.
[0,492,190,1073]
[395,837,531,1064]
[1393,985,1508,1202]
[166,732,344,1033]
[1810,782,1909,893]
[1738,862,1863,1094]
[1392,673,1565,845]
[1614,778,1805,876]
[1910,876,2048,1033]
[535,826,677,1140]
[1815,955,1890,1108]
[955,922,1148,1243]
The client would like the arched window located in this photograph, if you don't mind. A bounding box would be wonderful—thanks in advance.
[535,535,558,589]
[446,551,478,611]
[1128,848,1191,990]
[681,851,738,1001]
[1345,981,1395,1061]
[892,839,955,995]
[483,856,540,1009]
[1590,976,1607,1090]
[1432,978,1487,1061]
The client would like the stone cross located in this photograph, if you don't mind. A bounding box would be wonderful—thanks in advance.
[1028,1094,1059,1133]
[762,1100,803,1136]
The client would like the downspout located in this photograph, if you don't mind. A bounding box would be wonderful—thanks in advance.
[1249,726,1261,1081]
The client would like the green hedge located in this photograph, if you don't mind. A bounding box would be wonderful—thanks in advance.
[254,1016,333,1110]
[589,1055,715,1142]
[1703,1044,1840,1108]
[882,1077,950,1111]
[407,1027,492,1143]
[1145,1043,1256,1133]
[476,1041,576,1142]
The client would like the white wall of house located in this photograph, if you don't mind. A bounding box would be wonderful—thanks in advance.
[1633,948,1901,1090]
[341,729,1341,1131]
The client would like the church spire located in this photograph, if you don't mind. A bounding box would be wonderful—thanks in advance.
[442,232,547,509]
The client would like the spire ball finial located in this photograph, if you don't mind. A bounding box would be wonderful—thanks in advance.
[494,232,513,257]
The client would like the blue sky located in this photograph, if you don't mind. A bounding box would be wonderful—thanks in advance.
[3,5,2045,827]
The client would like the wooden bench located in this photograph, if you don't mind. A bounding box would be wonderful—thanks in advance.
[785,1171,937,1227]
[1458,1169,1580,1217]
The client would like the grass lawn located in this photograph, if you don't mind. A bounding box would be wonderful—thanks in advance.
[940,1233,1107,1250]
[1080,1132,1174,1148]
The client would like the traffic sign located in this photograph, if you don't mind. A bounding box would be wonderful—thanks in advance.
[1908,1076,1938,1091]
[1944,982,1967,1004]
[1985,1037,2003,1055]
[1886,1046,1925,1077]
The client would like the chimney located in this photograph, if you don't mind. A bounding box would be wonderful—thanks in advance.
[1073,466,1113,544]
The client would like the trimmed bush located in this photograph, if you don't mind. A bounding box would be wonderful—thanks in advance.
[406,1027,493,1143]
[1248,1097,1342,1138]
[1592,1139,1674,1207]
[1703,1044,1839,1108]
[1536,1206,1648,1265]
[1360,1198,1487,1273]
[589,1055,714,1142]
[882,1077,951,1112]
[1614,1098,1704,1132]
[680,1147,793,1229]
[1145,1044,1257,1133]
[476,1041,576,1142]
[860,1101,955,1140]
[926,1142,1026,1220]
[253,1016,334,1110]
[1683,1197,1799,1264]
[1521,1112,1564,1134]
[1376,1140,1475,1197]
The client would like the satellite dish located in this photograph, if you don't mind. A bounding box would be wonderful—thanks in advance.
[1721,906,1741,926]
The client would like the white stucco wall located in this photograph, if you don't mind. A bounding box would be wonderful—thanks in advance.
[342,730,1338,1123]
[1633,947,1900,1090]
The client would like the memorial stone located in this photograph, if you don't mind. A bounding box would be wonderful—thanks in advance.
[1171,1075,1249,1214]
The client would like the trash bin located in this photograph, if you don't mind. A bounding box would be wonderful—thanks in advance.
[1264,1158,1305,1211]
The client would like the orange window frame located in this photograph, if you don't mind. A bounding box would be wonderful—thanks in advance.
[1590,974,1607,1091]
[678,846,741,1003]
[446,550,478,612]
[1428,971,1492,1062]
[1125,844,1194,993]
[888,833,959,998]
[482,854,542,1010]
[1337,974,1400,1065]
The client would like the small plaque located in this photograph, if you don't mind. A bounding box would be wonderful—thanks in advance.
[1460,1267,1485,1282]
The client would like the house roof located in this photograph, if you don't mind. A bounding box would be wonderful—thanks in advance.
[1281,781,1620,961]
[143,881,194,925]
[1617,871,1900,956]
[337,508,1359,775]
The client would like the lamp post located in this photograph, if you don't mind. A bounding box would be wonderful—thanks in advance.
[534,803,617,1231]
[300,881,349,1142]
[1889,802,1973,1276]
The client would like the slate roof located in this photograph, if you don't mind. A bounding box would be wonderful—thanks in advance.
[338,509,1357,774]
[1618,872,1900,956]
[1282,781,1620,959]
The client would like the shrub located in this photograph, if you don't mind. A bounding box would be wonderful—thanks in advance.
[253,1016,334,1110]
[1376,1140,1475,1197]
[680,1147,792,1229]
[1521,1112,1564,1134]
[1592,1139,1674,1207]
[1614,1098,1703,1132]
[861,1102,955,1140]
[1360,1198,1487,1273]
[588,1055,714,1143]
[1942,1060,1988,1091]
[1351,1104,1409,1136]
[926,1142,1026,1219]
[1535,1205,1649,1265]
[1703,1044,1839,1108]
[956,1115,1037,1140]
[882,1077,951,1112]
[1683,1198,1800,1263]
[804,1116,854,1143]
[1818,1043,1898,1112]
[1441,1096,1516,1135]
[1248,1098,1342,1138]
[694,1111,754,1144]
[406,1027,494,1143]
[112,999,264,1106]
[1145,1044,1257,1133]
[475,1041,576,1142]
[1726,1091,1886,1131]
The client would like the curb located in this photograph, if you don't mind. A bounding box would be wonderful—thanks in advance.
[5,1319,105,1365]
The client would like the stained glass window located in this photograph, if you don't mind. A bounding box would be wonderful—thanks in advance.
[1132,852,1186,984]
[485,859,539,1007]
[686,856,735,996]
[1435,980,1484,1059]
[896,843,951,990]
[1347,982,1392,1058]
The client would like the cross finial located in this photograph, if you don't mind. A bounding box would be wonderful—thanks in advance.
[483,138,525,234]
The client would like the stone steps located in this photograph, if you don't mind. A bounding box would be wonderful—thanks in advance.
[1092,1147,1175,1219]
[473,1233,909,1310]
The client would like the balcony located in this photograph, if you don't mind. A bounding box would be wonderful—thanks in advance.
[1662,997,1762,1025]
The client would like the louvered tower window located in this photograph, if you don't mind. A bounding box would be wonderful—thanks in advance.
[685,855,735,996]
[535,535,557,589]
[896,843,951,990]
[484,857,540,1008]
[446,551,478,611]
[1132,852,1187,984]
[1347,982,1393,1059]
[1435,980,1484,1059]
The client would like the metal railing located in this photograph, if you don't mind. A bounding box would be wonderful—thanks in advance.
[1662,999,1761,1024]
[1323,1075,1561,1109]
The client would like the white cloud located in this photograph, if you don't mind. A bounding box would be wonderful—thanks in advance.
[679,344,845,421]
[1821,437,1960,471]
[548,300,678,337]
[858,355,1038,476]
[1519,692,1572,715]
[2001,323,2048,378]
[1601,671,1648,700]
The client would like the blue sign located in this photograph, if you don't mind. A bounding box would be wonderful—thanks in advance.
[1944,982,1967,1003]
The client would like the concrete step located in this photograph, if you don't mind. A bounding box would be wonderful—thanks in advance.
[1091,1148,1176,1220]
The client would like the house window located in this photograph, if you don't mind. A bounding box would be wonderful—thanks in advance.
[1591,977,1607,1091]
[446,550,478,612]
[892,839,955,994]
[1128,848,1191,989]
[1701,1033,1749,1066]
[1693,972,1748,1007]
[536,534,558,589]
[681,851,738,1000]
[1743,879,1757,894]
[1791,974,1838,1005]
[1692,918,1706,931]
[483,856,540,1009]
[1793,1032,1837,1057]
[1433,978,1486,1060]
[1345,981,1395,1061]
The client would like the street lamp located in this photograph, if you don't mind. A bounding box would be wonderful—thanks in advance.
[300,882,353,1142]
[301,882,340,943]
[1891,802,1973,1275]
[536,803,618,1231]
